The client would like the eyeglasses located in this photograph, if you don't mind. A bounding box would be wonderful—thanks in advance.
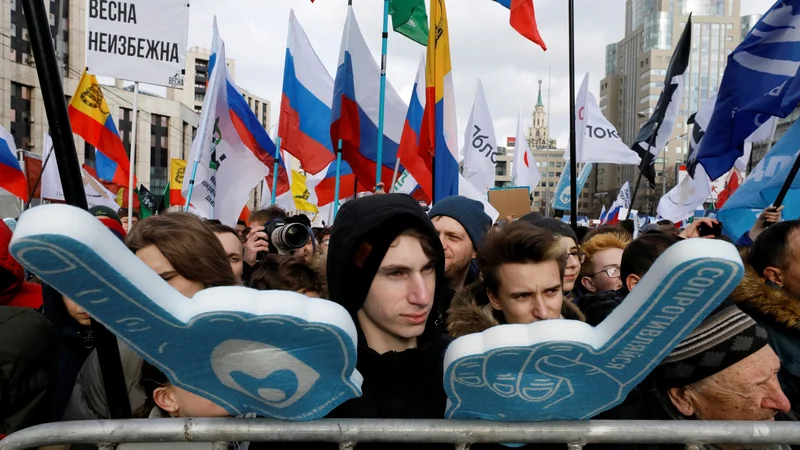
[591,266,621,279]
[568,251,586,264]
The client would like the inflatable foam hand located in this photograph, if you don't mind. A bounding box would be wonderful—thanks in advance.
[444,239,744,421]
[10,205,362,421]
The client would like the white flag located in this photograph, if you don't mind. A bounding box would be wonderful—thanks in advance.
[461,79,497,194]
[579,92,642,165]
[458,173,499,223]
[658,163,711,222]
[40,132,63,201]
[575,73,589,160]
[512,110,541,189]
[182,18,270,226]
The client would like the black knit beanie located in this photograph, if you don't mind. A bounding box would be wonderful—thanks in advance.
[653,301,769,388]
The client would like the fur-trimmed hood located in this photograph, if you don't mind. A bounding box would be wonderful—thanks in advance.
[730,266,800,331]
[446,281,586,338]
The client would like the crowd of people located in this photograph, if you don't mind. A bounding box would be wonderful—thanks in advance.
[0,193,798,450]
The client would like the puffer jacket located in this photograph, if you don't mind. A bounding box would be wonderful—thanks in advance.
[0,219,42,309]
[730,266,800,418]
[447,281,586,338]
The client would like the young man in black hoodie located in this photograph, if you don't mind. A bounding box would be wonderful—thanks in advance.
[326,194,450,433]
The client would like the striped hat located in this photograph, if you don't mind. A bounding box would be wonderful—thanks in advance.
[653,301,769,388]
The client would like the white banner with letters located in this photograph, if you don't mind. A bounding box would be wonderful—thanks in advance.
[86,0,189,87]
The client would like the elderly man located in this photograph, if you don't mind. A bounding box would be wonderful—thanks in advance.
[638,302,791,446]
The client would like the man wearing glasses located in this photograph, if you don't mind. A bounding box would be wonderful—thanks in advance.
[580,232,632,294]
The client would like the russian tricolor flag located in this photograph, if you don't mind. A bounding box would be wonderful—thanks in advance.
[206,23,291,202]
[492,0,547,50]
[331,6,406,191]
[314,161,367,207]
[279,10,336,176]
[420,0,459,203]
[604,206,622,226]
[0,126,27,202]
[397,54,432,202]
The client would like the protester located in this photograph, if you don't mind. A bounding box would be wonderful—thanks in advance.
[235,219,248,239]
[580,231,631,294]
[429,196,492,295]
[522,215,583,300]
[118,208,139,234]
[641,303,790,439]
[733,219,800,417]
[242,206,290,276]
[317,227,332,256]
[62,212,238,421]
[251,254,327,298]
[581,232,680,326]
[135,361,228,419]
[248,205,288,228]
[205,220,245,284]
[735,205,784,247]
[0,219,43,309]
[448,220,584,338]
[0,306,57,437]
[325,194,449,439]
[41,285,95,421]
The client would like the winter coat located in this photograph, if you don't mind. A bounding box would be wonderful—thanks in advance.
[61,340,146,421]
[730,267,800,418]
[323,194,451,450]
[40,284,95,420]
[0,306,57,436]
[447,281,586,338]
[579,289,628,326]
[0,219,42,309]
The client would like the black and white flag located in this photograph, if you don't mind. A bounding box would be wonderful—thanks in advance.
[631,14,692,187]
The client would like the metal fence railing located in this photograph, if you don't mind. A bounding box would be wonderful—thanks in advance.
[2,419,800,450]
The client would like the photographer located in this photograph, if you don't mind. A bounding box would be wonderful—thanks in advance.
[242,215,315,285]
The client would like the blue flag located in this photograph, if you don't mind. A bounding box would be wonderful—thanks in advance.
[692,0,800,181]
[553,163,593,212]
[717,119,800,239]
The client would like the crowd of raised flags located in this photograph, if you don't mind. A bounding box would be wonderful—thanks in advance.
[1,0,799,238]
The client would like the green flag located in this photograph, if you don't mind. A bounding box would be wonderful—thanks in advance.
[138,184,157,219]
[389,0,428,46]
[159,181,171,212]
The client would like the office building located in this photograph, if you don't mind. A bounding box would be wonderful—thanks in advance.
[741,13,760,40]
[0,1,269,216]
[596,0,742,212]
[167,46,272,131]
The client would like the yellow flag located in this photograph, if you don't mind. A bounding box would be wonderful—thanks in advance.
[291,170,318,213]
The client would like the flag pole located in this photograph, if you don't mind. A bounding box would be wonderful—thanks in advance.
[374,0,391,190]
[127,82,139,226]
[271,137,282,205]
[20,0,133,420]
[390,158,401,192]
[333,139,343,218]
[567,0,577,227]
[626,122,658,221]
[772,153,800,208]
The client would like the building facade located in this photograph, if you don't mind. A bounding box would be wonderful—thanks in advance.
[596,0,743,213]
[0,0,269,216]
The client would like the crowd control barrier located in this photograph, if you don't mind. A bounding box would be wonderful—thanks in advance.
[3,419,800,450]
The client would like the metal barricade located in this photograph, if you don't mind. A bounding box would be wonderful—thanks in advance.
[3,419,800,450]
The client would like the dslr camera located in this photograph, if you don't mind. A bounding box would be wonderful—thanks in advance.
[263,218,310,255]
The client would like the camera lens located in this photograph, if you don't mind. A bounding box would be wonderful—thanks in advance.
[271,223,310,253]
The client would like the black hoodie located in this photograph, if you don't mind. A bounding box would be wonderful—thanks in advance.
[325,194,451,449]
[41,284,95,420]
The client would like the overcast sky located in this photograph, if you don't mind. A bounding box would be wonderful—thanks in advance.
[180,0,775,151]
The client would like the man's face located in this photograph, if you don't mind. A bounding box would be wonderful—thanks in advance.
[559,236,581,293]
[215,232,243,284]
[235,223,247,239]
[120,216,139,233]
[358,234,436,353]
[293,237,315,264]
[672,346,790,422]
[782,230,800,298]
[432,216,474,281]
[487,261,563,324]
[582,248,624,293]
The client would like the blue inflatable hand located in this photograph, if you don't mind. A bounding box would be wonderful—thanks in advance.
[444,239,744,421]
[10,205,362,420]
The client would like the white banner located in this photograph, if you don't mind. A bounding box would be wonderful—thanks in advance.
[659,164,712,223]
[461,79,498,195]
[40,133,62,201]
[86,0,189,87]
